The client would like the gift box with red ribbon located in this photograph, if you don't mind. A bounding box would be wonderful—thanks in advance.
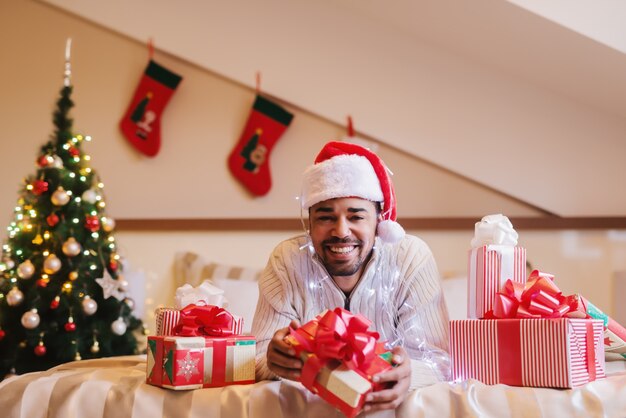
[284,308,393,418]
[155,305,244,336]
[468,244,527,319]
[451,271,606,388]
[146,304,255,390]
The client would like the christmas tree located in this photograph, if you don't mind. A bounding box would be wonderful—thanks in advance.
[0,42,143,376]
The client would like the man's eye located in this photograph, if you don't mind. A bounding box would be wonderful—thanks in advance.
[317,216,333,221]
[350,216,364,221]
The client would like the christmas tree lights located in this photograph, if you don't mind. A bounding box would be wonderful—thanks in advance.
[0,40,143,377]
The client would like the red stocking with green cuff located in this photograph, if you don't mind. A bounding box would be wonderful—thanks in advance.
[120,60,182,157]
[228,95,294,196]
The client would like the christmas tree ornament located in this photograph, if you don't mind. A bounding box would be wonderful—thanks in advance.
[101,217,115,232]
[51,155,64,169]
[74,351,82,361]
[117,276,129,292]
[120,60,182,157]
[46,213,60,227]
[51,187,70,206]
[111,317,127,335]
[31,180,49,196]
[4,259,15,270]
[32,234,44,245]
[82,296,97,315]
[37,278,49,288]
[19,341,27,349]
[124,298,135,310]
[228,95,294,196]
[6,287,24,306]
[96,270,124,300]
[81,189,98,204]
[43,254,62,274]
[69,271,79,281]
[17,260,35,279]
[64,316,76,332]
[62,237,82,257]
[0,329,5,341]
[109,259,119,272]
[34,341,46,357]
[90,340,100,354]
[21,309,40,329]
[37,155,54,167]
[50,295,60,309]
[84,215,100,232]
[68,145,80,157]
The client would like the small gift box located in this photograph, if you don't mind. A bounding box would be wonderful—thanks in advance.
[285,308,393,418]
[580,296,626,361]
[468,214,526,319]
[146,304,255,389]
[452,271,606,388]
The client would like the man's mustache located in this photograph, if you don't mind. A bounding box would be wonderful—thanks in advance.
[322,237,362,246]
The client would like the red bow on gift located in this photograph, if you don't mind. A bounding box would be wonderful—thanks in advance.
[289,308,380,388]
[174,304,236,337]
[485,270,589,319]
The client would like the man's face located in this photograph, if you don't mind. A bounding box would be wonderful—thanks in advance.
[308,197,379,281]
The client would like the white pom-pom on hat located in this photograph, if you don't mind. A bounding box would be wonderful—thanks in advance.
[301,141,405,244]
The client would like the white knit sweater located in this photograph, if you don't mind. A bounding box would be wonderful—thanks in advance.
[251,234,451,389]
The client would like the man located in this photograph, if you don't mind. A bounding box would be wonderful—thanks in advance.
[252,141,450,413]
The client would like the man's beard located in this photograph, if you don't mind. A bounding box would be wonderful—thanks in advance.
[320,237,367,277]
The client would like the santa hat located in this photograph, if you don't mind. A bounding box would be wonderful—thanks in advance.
[301,141,405,243]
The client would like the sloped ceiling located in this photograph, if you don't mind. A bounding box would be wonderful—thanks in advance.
[38,0,626,217]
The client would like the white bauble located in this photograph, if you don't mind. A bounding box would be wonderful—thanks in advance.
[111,317,127,335]
[82,189,98,204]
[82,296,98,316]
[43,254,62,274]
[6,287,24,306]
[21,309,40,329]
[51,155,64,169]
[51,187,70,206]
[17,260,35,279]
[4,259,15,270]
[62,237,82,257]
[101,217,116,232]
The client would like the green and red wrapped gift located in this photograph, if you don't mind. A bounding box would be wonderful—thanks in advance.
[147,304,255,390]
[285,308,393,418]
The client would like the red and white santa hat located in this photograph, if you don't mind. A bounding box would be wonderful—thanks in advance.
[301,141,405,243]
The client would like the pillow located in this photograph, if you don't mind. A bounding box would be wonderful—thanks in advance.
[173,252,261,333]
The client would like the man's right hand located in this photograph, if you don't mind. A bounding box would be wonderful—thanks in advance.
[266,319,303,381]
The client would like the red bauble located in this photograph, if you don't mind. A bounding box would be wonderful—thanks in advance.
[37,279,48,288]
[109,260,118,271]
[37,155,50,167]
[47,213,60,227]
[64,322,76,332]
[50,298,59,309]
[68,146,80,157]
[0,330,5,341]
[85,215,100,232]
[32,180,49,196]
[34,344,46,356]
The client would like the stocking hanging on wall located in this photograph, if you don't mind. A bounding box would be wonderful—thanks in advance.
[228,95,294,196]
[120,60,182,157]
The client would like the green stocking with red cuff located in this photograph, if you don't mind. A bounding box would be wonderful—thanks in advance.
[228,95,294,196]
[120,60,182,157]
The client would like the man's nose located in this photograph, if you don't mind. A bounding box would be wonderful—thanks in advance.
[332,217,350,238]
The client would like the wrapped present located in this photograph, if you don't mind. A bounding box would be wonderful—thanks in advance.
[285,308,393,418]
[156,305,243,336]
[147,304,255,389]
[468,214,526,319]
[450,318,605,388]
[581,296,626,361]
[146,334,255,389]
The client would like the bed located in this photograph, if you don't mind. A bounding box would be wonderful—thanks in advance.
[0,355,625,417]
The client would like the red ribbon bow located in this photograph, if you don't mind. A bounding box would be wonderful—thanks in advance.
[290,308,380,389]
[173,304,236,337]
[486,270,589,319]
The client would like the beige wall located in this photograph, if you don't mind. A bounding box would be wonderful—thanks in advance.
[1,2,625,328]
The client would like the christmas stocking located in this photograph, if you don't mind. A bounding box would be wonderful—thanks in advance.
[120,60,182,157]
[228,95,294,196]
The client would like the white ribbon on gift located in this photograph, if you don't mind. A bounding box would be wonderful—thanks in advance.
[470,214,518,248]
[468,245,516,318]
[175,280,228,309]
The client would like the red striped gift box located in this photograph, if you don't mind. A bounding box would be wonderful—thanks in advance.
[155,307,244,336]
[450,318,606,388]
[468,245,526,319]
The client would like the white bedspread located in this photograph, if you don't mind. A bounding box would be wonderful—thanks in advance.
[1,356,625,418]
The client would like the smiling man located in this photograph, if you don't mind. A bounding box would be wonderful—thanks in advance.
[252,141,450,413]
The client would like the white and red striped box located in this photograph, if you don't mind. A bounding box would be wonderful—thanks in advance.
[155,307,244,336]
[450,319,606,388]
[468,245,526,319]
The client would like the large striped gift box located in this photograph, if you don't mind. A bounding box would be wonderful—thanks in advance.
[155,307,244,336]
[450,319,606,388]
[468,245,526,319]
[146,334,256,390]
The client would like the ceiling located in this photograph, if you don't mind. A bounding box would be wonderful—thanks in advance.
[38,0,626,217]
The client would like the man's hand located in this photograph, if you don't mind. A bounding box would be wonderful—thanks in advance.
[363,346,411,413]
[266,319,303,381]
